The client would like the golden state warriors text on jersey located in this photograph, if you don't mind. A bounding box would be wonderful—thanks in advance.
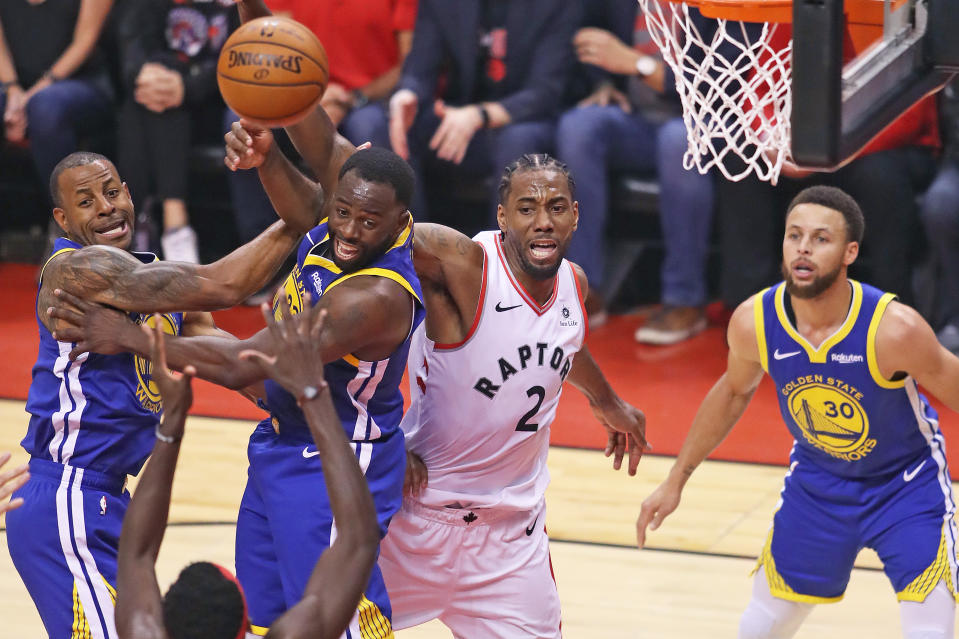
[756,280,941,478]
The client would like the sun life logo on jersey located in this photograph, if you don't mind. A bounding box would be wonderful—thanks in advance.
[784,376,875,462]
[559,306,578,328]
[134,313,179,413]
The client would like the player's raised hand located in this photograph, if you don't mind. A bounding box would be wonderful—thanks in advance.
[590,399,649,475]
[224,118,275,171]
[636,480,682,548]
[0,451,29,515]
[144,316,195,424]
[238,293,329,401]
[404,450,428,497]
[49,288,139,360]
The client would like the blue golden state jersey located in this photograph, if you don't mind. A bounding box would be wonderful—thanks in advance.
[264,217,424,443]
[755,280,942,479]
[22,237,183,477]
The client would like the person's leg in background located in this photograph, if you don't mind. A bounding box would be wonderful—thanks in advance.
[339,102,391,150]
[488,120,555,224]
[635,117,714,344]
[918,160,959,353]
[24,78,114,196]
[830,146,936,305]
[555,104,656,324]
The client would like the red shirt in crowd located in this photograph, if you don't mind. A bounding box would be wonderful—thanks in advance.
[266,0,417,91]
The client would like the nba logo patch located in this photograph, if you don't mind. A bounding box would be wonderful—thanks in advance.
[99,496,107,516]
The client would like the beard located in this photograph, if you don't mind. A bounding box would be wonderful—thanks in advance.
[781,260,842,299]
[503,232,567,281]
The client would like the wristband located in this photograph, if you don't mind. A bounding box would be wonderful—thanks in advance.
[42,69,62,83]
[1,80,19,90]
[155,424,181,444]
[477,104,490,128]
[297,385,320,406]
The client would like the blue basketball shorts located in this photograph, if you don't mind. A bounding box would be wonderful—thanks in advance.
[756,450,959,603]
[235,421,405,637]
[6,458,128,639]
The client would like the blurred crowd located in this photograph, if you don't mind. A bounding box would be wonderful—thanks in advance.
[1,0,958,353]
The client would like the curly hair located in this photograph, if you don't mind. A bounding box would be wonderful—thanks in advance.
[497,154,575,204]
[162,562,246,639]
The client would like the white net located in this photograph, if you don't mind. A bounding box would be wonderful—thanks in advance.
[638,0,793,183]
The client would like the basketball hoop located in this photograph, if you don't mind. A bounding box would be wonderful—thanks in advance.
[637,0,891,184]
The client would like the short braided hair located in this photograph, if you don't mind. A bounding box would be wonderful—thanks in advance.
[497,154,575,204]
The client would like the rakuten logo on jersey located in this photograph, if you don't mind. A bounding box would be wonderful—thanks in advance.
[830,353,864,364]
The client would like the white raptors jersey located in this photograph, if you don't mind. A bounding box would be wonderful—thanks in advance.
[402,231,587,511]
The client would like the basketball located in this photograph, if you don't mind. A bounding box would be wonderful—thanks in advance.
[217,16,329,127]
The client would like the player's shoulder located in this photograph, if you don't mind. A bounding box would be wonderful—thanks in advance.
[41,244,136,288]
[875,299,930,347]
[727,294,762,358]
[565,260,589,296]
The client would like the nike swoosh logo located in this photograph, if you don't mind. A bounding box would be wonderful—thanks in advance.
[773,348,801,360]
[525,515,539,536]
[903,459,927,482]
[495,302,523,312]
[302,447,320,459]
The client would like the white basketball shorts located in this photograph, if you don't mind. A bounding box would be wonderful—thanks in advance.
[378,497,562,638]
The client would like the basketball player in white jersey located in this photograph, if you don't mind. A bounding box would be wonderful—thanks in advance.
[223,58,648,635]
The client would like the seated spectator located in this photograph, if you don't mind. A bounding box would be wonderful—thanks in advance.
[227,0,414,262]
[389,0,579,221]
[556,0,713,340]
[919,77,959,354]
[117,0,238,263]
[0,0,115,203]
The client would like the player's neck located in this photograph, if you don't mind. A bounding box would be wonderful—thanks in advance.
[791,277,852,339]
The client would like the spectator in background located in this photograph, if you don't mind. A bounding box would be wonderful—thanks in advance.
[0,0,114,200]
[556,0,713,340]
[919,77,959,354]
[227,0,415,258]
[389,0,579,221]
[117,0,238,263]
[718,97,939,311]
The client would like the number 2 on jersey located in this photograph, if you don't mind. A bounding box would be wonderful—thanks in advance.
[515,386,546,432]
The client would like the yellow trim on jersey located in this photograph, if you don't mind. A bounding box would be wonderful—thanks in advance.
[250,623,269,636]
[773,280,863,363]
[72,582,91,639]
[897,524,958,602]
[40,246,77,284]
[327,267,422,305]
[866,292,906,389]
[754,288,770,373]
[357,595,394,638]
[751,529,844,604]
[303,253,341,274]
[342,353,361,367]
[387,219,413,253]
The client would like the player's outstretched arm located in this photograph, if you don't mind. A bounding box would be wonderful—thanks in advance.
[874,301,959,412]
[48,288,272,392]
[636,298,765,548]
[115,321,195,639]
[39,219,300,319]
[0,451,29,516]
[239,297,378,639]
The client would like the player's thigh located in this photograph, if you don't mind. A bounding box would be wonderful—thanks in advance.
[379,503,462,630]
[235,472,285,633]
[761,470,861,602]
[445,502,561,639]
[865,458,959,601]
[6,467,123,638]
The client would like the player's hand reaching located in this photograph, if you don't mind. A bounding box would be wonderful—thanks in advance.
[590,399,649,475]
[224,119,275,171]
[635,479,682,548]
[0,451,29,515]
[144,316,195,428]
[238,293,329,402]
[404,450,428,497]
[48,288,140,360]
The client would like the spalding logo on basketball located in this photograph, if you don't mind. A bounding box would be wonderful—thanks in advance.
[217,16,329,127]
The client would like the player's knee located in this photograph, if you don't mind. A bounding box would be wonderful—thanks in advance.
[899,580,956,639]
[739,572,812,639]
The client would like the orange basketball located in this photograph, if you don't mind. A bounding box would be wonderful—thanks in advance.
[217,16,329,127]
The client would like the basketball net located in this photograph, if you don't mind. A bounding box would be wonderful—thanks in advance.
[638,0,793,183]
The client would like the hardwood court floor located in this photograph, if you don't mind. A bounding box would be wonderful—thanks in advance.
[1,400,945,638]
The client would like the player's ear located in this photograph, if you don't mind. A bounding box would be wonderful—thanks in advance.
[843,240,859,266]
[496,204,507,233]
[571,200,579,233]
[52,207,69,233]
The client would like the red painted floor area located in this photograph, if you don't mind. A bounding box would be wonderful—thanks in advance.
[3,262,957,467]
